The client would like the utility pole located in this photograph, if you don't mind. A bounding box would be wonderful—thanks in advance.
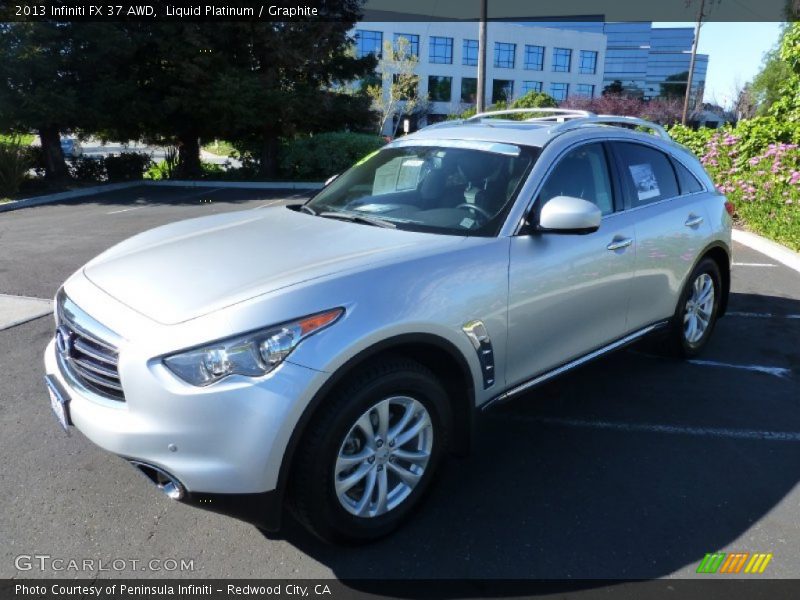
[682,0,705,125]
[476,0,487,113]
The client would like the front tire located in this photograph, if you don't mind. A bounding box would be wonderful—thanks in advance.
[290,356,450,543]
[666,257,722,357]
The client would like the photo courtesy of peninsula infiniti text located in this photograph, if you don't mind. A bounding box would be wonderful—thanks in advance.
[44,109,733,543]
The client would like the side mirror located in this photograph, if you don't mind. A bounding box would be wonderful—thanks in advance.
[536,195,601,234]
[324,174,339,186]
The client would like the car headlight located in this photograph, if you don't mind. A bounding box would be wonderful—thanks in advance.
[163,308,343,386]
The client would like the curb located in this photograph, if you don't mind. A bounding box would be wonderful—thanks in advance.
[732,229,800,274]
[0,180,323,214]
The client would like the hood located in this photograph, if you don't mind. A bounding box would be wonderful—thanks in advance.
[83,206,462,324]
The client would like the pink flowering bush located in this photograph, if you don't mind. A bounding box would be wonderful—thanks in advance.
[668,122,800,251]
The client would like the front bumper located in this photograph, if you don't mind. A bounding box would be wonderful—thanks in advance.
[44,337,325,528]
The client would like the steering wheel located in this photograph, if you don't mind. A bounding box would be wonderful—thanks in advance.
[456,203,493,221]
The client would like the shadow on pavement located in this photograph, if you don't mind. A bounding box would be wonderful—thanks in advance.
[263,293,800,589]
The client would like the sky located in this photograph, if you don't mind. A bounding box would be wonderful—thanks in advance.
[654,22,784,107]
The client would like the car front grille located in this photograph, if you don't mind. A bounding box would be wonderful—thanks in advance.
[56,291,125,402]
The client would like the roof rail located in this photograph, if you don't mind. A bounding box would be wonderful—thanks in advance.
[466,108,595,123]
[548,115,671,140]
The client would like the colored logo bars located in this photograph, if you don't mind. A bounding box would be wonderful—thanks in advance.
[697,552,773,574]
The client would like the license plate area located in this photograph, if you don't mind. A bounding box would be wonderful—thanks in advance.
[45,375,72,432]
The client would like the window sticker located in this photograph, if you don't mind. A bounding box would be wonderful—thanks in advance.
[628,163,660,201]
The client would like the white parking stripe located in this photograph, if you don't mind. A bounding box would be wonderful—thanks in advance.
[728,311,800,319]
[107,205,145,214]
[503,415,800,443]
[687,359,791,379]
[732,262,777,267]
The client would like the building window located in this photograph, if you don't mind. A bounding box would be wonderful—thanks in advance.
[579,50,598,74]
[461,77,477,103]
[521,81,543,95]
[550,82,569,101]
[428,75,452,102]
[393,33,419,58]
[575,83,595,97]
[463,39,478,66]
[355,30,383,58]
[492,79,514,104]
[552,47,572,72]
[494,42,516,68]
[429,36,453,64]
[524,45,544,71]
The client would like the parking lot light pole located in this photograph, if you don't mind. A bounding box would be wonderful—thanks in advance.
[476,0,487,113]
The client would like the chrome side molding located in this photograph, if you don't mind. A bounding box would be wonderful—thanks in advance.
[483,320,669,410]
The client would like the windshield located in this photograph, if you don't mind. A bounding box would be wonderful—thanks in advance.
[305,142,539,236]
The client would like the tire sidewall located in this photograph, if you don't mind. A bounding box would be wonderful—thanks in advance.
[304,366,449,542]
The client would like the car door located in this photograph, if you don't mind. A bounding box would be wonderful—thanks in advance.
[609,142,713,331]
[505,142,638,388]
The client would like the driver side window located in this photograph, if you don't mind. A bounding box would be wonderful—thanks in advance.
[538,143,614,215]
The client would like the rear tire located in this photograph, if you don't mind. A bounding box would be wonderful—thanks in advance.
[665,257,722,358]
[290,356,450,543]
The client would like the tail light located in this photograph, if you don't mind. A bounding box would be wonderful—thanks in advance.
[724,200,735,216]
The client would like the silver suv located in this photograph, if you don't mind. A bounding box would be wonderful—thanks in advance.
[44,109,732,543]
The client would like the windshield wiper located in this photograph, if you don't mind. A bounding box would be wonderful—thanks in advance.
[318,211,396,229]
[299,204,317,216]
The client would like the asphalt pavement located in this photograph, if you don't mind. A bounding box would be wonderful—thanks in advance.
[1,186,799,581]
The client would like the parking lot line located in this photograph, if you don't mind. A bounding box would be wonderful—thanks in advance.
[107,205,146,214]
[686,359,791,379]
[732,262,777,267]
[498,415,800,443]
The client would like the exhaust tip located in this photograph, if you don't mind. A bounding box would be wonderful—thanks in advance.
[128,460,185,500]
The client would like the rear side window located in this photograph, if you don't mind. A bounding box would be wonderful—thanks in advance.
[672,158,704,194]
[613,142,679,208]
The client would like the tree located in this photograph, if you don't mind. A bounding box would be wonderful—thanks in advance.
[750,41,792,114]
[367,37,427,137]
[0,22,78,180]
[603,80,625,96]
[769,22,800,121]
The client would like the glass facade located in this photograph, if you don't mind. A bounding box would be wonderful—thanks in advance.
[355,30,383,58]
[492,79,514,104]
[429,36,453,64]
[550,82,569,101]
[494,42,516,68]
[521,81,543,94]
[461,77,477,103]
[393,33,419,58]
[579,50,598,74]
[575,83,595,97]
[428,75,452,102]
[463,39,478,66]
[543,21,708,102]
[524,45,545,70]
[552,48,572,72]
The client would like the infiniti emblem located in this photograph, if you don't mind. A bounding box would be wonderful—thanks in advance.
[55,326,74,356]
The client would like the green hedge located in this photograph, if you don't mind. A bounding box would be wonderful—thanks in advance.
[280,132,386,180]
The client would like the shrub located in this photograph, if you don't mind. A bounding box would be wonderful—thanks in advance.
[68,156,106,182]
[104,152,152,181]
[668,122,800,251]
[0,138,33,196]
[280,132,385,180]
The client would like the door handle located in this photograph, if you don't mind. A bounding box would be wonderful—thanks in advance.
[607,237,633,251]
[685,214,704,228]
